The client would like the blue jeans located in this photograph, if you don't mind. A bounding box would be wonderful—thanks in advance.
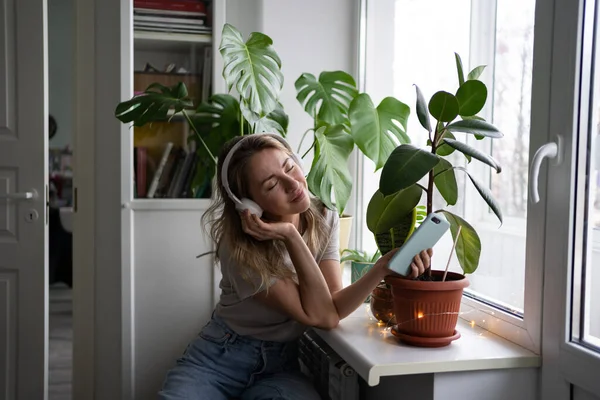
[158,315,321,400]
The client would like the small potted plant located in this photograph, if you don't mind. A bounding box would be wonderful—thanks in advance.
[364,54,504,347]
[340,248,381,285]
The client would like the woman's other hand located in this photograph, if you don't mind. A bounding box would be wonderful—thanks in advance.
[240,210,295,241]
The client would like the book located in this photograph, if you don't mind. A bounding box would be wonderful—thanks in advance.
[147,142,174,198]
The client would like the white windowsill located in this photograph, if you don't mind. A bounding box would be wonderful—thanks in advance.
[314,307,540,387]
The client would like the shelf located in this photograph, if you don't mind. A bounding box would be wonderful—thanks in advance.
[128,198,212,211]
[134,30,212,52]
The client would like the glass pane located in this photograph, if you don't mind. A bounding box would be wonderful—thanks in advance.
[362,0,535,315]
[573,0,600,349]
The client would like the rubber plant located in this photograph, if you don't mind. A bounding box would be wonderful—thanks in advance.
[367,53,504,277]
[114,23,288,196]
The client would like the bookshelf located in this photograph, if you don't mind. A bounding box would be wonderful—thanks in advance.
[132,0,214,201]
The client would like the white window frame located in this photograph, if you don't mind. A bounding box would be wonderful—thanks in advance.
[356,0,549,353]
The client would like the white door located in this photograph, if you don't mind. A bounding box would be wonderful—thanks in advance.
[540,0,600,398]
[0,0,48,399]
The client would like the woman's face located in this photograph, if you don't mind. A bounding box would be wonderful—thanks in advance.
[246,147,310,218]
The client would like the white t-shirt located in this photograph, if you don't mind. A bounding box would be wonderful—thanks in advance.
[213,207,340,342]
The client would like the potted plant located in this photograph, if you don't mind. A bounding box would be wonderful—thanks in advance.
[364,54,504,347]
[115,23,289,197]
[340,248,381,285]
[294,71,411,251]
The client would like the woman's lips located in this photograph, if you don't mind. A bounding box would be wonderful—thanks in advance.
[291,188,306,202]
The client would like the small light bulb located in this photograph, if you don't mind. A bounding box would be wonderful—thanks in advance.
[470,320,475,328]
[417,312,424,319]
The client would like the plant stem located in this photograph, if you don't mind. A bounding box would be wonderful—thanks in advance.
[297,128,314,153]
[182,110,217,165]
[301,139,316,159]
[442,225,462,282]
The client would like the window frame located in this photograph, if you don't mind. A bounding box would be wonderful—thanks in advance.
[356,0,548,353]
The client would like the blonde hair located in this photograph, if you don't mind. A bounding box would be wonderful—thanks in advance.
[202,134,331,291]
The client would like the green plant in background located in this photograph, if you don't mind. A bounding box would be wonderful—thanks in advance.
[367,54,504,276]
[340,249,381,264]
[115,24,288,197]
[295,72,411,216]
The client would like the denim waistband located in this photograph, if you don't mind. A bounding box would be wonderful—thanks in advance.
[210,313,295,350]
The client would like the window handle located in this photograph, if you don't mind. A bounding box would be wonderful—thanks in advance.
[529,136,562,204]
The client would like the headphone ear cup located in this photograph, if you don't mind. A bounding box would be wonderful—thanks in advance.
[237,198,264,218]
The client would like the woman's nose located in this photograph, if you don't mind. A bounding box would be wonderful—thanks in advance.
[284,177,300,192]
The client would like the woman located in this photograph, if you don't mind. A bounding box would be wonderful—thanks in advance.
[158,133,432,400]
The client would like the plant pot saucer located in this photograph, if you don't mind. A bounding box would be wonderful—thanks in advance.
[390,326,461,348]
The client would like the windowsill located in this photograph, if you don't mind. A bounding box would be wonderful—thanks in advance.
[314,307,541,386]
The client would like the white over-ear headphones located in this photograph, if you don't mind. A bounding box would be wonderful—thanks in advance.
[220,133,304,217]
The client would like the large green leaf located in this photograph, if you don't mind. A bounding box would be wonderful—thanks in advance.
[366,185,422,234]
[415,85,431,133]
[192,94,242,140]
[434,158,458,206]
[443,138,501,172]
[240,101,289,136]
[219,23,283,121]
[295,71,358,126]
[455,53,465,87]
[428,91,460,123]
[438,211,481,274]
[307,125,354,214]
[115,82,193,127]
[349,94,411,170]
[379,144,439,196]
[455,80,487,117]
[455,167,503,224]
[446,119,503,138]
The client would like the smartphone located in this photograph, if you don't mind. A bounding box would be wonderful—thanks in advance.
[387,212,450,276]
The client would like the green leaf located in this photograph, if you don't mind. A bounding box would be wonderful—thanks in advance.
[219,23,283,120]
[428,91,460,123]
[366,185,422,234]
[349,94,411,170]
[379,144,439,195]
[455,167,503,224]
[446,119,503,138]
[455,80,488,117]
[241,101,289,135]
[307,125,354,214]
[455,53,465,86]
[115,82,193,127]
[462,115,486,121]
[192,94,241,138]
[442,138,501,172]
[433,158,458,206]
[414,85,431,133]
[434,131,456,156]
[438,211,481,274]
[467,65,486,80]
[295,71,358,126]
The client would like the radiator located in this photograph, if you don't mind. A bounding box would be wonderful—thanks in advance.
[298,329,359,400]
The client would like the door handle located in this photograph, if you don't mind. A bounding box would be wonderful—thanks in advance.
[0,189,38,200]
[529,136,562,204]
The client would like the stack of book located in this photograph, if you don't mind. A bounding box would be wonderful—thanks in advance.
[133,0,211,35]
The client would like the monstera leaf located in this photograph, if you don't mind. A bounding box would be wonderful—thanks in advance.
[295,71,358,126]
[349,94,411,170]
[242,102,289,136]
[307,125,354,214]
[219,23,283,123]
[115,82,193,127]
[192,94,242,140]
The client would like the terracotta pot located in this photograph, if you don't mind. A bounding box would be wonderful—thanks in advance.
[369,282,396,325]
[384,271,469,346]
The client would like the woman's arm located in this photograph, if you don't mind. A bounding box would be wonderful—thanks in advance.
[243,212,340,329]
[321,248,433,320]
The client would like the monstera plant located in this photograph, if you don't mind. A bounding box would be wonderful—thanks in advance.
[115,23,289,195]
[295,72,411,216]
[367,54,504,276]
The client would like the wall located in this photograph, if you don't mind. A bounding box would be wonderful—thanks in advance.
[48,0,74,149]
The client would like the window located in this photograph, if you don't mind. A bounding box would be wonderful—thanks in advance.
[361,0,535,317]
[571,0,600,349]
